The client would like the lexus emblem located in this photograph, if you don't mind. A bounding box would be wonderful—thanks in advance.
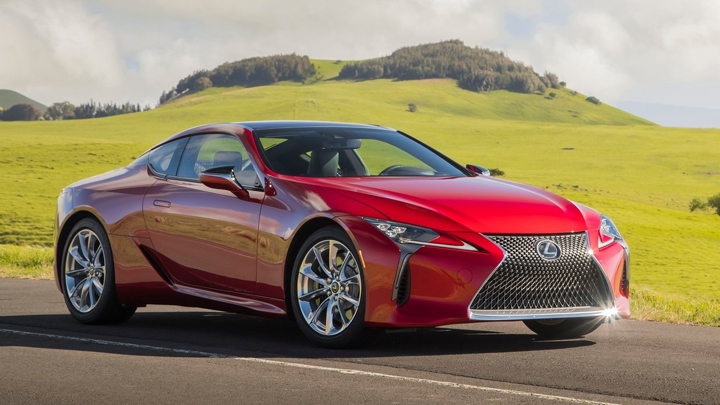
[537,240,561,260]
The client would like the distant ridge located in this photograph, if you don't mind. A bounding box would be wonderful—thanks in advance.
[617,101,720,129]
[0,89,47,111]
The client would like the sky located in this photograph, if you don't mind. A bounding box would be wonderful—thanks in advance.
[2,0,720,127]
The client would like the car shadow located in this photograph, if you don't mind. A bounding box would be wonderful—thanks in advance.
[0,311,595,359]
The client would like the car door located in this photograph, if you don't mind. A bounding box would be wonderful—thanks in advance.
[143,133,264,293]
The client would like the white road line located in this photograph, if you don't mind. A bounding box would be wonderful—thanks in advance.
[236,357,619,404]
[0,328,224,358]
[0,328,618,405]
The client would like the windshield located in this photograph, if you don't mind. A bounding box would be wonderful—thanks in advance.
[255,127,466,177]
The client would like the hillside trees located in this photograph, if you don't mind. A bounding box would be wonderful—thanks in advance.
[1,104,42,121]
[43,101,150,120]
[706,194,720,216]
[45,102,76,120]
[542,72,561,89]
[193,77,213,92]
[689,194,720,216]
[159,54,315,105]
[338,40,560,94]
[73,101,149,119]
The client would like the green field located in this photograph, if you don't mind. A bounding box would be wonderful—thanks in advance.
[1,62,718,325]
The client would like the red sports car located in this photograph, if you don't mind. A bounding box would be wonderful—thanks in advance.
[54,121,630,347]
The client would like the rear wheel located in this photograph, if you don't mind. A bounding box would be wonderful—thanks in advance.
[524,317,604,339]
[290,227,371,348]
[61,218,136,324]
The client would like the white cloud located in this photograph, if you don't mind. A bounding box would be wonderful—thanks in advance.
[509,1,720,107]
[0,0,125,103]
[1,0,719,109]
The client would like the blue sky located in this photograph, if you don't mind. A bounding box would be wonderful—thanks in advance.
[2,0,720,127]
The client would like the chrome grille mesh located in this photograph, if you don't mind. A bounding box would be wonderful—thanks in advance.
[470,233,613,310]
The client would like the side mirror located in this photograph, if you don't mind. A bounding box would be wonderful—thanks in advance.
[466,164,491,176]
[199,166,248,198]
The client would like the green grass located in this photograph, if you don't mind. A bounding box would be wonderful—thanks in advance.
[309,59,347,80]
[631,286,720,326]
[0,244,53,279]
[0,73,718,325]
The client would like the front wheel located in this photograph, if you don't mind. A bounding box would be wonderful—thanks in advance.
[524,317,604,339]
[290,227,371,348]
[61,218,136,324]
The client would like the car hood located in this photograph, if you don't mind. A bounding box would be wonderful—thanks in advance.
[307,176,589,234]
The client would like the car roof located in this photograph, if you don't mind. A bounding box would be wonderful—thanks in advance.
[236,121,392,131]
[149,121,396,152]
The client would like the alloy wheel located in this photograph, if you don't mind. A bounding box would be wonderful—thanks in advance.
[296,239,362,336]
[64,229,106,313]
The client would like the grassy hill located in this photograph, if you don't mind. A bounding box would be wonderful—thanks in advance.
[0,61,718,325]
[0,89,47,111]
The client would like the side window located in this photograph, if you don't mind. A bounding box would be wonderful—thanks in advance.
[148,138,188,176]
[176,134,260,188]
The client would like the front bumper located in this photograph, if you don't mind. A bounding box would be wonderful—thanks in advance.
[469,307,620,321]
[340,216,630,328]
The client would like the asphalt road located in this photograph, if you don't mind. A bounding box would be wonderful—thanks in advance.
[0,278,717,405]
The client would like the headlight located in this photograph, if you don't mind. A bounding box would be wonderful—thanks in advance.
[364,218,431,244]
[362,217,476,251]
[599,214,622,248]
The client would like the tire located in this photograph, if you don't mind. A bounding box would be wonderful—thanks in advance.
[523,317,604,339]
[60,218,136,324]
[290,227,373,348]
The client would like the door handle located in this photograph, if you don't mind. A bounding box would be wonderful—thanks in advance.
[153,200,171,208]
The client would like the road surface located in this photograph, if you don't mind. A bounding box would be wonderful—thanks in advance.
[0,278,717,404]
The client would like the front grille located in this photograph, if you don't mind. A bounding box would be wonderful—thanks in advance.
[470,233,613,310]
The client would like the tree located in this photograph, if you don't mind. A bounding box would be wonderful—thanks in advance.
[548,92,557,99]
[543,72,561,89]
[193,76,213,92]
[689,197,707,212]
[45,102,75,120]
[407,103,417,112]
[338,41,559,95]
[559,81,566,87]
[545,72,561,89]
[586,96,601,105]
[707,193,720,216]
[489,168,505,177]
[1,104,42,121]
[159,54,316,104]
[74,101,97,119]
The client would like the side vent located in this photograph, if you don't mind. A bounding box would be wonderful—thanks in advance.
[396,261,411,307]
[138,245,174,286]
[621,263,630,298]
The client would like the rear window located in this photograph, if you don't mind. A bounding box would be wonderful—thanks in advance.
[148,138,188,176]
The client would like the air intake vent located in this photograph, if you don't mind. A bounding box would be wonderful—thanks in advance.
[621,263,630,298]
[470,233,614,311]
[396,261,411,307]
[139,245,174,286]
